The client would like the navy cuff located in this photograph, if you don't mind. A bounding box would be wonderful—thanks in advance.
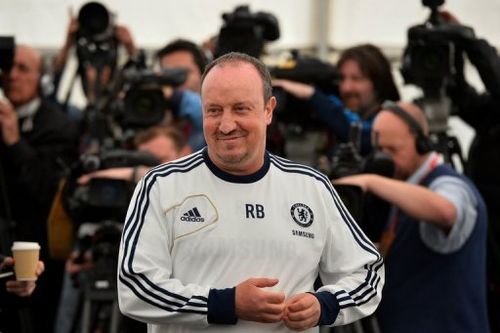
[207,287,238,325]
[312,291,340,326]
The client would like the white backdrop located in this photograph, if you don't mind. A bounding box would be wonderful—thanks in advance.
[1,0,499,50]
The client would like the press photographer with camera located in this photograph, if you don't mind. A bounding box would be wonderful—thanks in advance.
[399,2,500,328]
[335,101,489,332]
[154,39,208,150]
[77,125,192,185]
[52,3,139,108]
[440,13,500,330]
[273,44,400,159]
[52,3,206,154]
[157,39,208,94]
[0,43,79,332]
[54,125,191,333]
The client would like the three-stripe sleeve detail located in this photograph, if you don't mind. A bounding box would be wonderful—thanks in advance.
[270,155,383,310]
[119,153,209,314]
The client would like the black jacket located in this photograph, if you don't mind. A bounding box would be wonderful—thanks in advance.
[449,38,500,286]
[0,99,78,333]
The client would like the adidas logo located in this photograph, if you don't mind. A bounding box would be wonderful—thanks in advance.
[180,207,205,222]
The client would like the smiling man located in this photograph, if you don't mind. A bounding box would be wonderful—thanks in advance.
[118,52,384,332]
[201,56,275,174]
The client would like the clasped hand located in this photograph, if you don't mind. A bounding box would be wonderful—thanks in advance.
[235,277,321,331]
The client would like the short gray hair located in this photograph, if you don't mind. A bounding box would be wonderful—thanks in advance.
[201,52,273,102]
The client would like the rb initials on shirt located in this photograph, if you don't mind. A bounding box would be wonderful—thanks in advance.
[245,204,265,219]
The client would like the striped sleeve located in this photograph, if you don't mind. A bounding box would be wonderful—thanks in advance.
[117,154,236,327]
[270,155,384,326]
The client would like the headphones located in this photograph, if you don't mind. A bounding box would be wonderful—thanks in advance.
[381,100,432,155]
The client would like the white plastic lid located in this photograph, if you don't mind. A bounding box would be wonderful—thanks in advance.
[11,241,41,251]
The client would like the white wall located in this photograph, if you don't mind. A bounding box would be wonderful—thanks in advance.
[0,0,313,49]
[1,0,498,50]
[331,0,500,48]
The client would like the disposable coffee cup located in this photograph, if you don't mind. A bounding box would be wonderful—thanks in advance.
[11,241,40,281]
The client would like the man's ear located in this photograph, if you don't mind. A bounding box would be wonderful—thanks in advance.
[265,96,277,125]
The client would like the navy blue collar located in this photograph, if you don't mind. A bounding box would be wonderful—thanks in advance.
[202,147,270,183]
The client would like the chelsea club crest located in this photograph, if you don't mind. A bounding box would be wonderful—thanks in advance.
[290,203,314,227]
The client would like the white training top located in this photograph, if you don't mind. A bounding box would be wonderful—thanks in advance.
[118,149,384,333]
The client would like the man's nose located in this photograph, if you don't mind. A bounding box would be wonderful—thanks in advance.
[218,110,237,134]
[8,67,19,81]
[340,78,355,93]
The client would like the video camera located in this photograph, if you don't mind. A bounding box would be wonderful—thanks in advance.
[215,5,280,58]
[0,36,15,255]
[270,51,340,131]
[0,36,15,76]
[400,0,474,167]
[76,2,118,69]
[77,50,187,148]
[64,149,159,226]
[114,66,187,129]
[65,61,186,225]
[63,148,160,327]
[62,48,186,315]
[400,0,474,134]
[330,123,394,241]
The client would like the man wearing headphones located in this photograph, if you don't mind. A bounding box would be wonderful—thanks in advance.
[0,44,78,332]
[335,101,489,332]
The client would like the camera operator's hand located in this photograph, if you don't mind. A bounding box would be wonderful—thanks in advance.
[272,79,315,100]
[1,256,45,297]
[77,166,148,185]
[53,7,79,73]
[66,250,93,275]
[438,11,475,46]
[78,168,134,185]
[115,25,138,57]
[65,7,79,46]
[0,99,21,146]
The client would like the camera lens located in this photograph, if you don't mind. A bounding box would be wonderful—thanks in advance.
[123,88,165,128]
[78,2,111,39]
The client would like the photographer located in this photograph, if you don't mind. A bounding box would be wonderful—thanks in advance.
[335,101,489,332]
[440,13,500,330]
[0,255,45,333]
[0,44,79,332]
[54,125,190,333]
[273,44,400,157]
[155,39,207,150]
[77,125,192,184]
[52,6,139,107]
[157,39,208,93]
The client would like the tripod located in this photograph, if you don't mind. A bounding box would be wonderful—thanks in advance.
[72,241,122,333]
[80,281,121,333]
[327,315,381,333]
[430,131,466,171]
